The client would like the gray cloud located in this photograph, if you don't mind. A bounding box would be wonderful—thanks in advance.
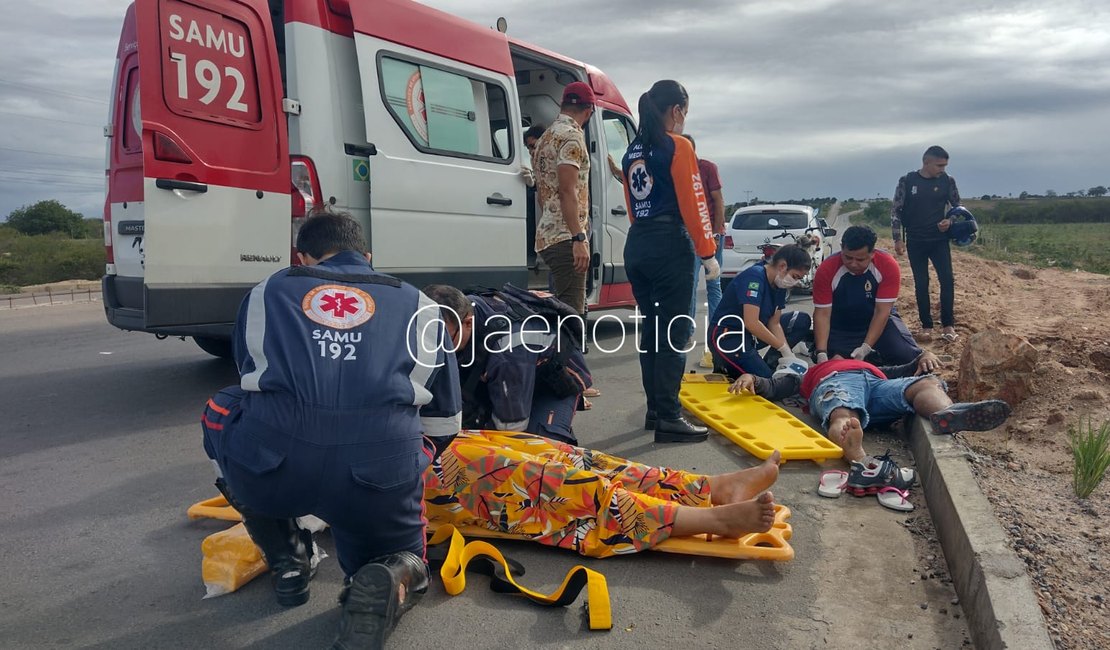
[2,0,1108,220]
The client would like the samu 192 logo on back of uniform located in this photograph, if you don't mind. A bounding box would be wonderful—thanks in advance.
[302,284,375,329]
[628,160,653,201]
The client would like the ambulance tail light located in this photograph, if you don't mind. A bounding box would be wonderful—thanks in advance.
[103,195,115,270]
[290,156,321,265]
[153,132,192,164]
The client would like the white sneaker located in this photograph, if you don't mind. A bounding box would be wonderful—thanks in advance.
[699,349,714,369]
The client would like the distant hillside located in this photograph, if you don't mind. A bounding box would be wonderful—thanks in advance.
[858,197,1110,228]
[963,197,1110,224]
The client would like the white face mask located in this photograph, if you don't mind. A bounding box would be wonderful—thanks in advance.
[775,274,800,289]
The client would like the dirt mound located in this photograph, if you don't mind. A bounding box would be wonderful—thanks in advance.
[888,240,1110,649]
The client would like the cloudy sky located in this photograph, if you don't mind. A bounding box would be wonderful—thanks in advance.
[2,0,1109,219]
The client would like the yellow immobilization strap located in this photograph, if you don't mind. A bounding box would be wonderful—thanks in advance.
[428,524,613,631]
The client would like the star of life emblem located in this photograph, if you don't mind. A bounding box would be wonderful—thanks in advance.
[302,284,375,329]
[628,160,653,201]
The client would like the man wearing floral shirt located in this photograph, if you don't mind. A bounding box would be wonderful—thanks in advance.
[533,81,594,317]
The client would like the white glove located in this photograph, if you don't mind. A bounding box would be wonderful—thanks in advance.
[850,342,874,360]
[702,256,721,281]
[774,355,809,378]
[520,167,535,187]
[776,343,796,361]
[816,352,829,364]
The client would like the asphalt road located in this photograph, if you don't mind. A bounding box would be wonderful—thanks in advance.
[0,207,971,649]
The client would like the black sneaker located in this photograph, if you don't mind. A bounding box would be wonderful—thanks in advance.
[654,416,709,443]
[846,451,915,496]
[930,400,1012,435]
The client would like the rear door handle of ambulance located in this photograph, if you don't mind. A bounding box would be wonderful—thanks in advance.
[486,194,513,206]
[156,179,208,194]
[611,206,627,216]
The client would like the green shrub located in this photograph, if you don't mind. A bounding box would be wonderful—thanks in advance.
[0,230,105,287]
[1070,417,1110,499]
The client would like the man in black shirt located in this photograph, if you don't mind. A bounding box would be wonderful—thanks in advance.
[891,145,961,341]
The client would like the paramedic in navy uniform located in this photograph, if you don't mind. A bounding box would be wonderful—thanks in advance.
[812,225,925,366]
[621,80,719,444]
[422,284,594,445]
[201,212,461,649]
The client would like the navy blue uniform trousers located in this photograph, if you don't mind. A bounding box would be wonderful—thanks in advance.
[203,387,429,576]
[827,311,922,365]
[624,217,697,420]
[713,310,813,378]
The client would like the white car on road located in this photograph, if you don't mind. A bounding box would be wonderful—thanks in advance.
[720,204,837,294]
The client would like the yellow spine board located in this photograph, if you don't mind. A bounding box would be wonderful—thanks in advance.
[426,504,794,562]
[187,495,243,522]
[679,373,842,463]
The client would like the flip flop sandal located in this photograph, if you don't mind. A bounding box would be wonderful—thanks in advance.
[876,487,914,512]
[940,331,960,342]
[930,400,1012,434]
[817,470,849,498]
[582,387,601,398]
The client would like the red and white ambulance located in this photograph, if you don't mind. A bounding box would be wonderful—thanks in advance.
[103,0,638,357]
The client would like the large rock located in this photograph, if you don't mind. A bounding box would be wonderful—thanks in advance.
[957,327,1039,405]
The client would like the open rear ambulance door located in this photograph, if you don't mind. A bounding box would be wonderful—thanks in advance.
[344,0,528,289]
[134,0,289,331]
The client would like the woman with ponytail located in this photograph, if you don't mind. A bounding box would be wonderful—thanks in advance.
[622,80,719,444]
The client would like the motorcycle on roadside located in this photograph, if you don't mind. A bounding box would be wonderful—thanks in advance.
[735,218,834,295]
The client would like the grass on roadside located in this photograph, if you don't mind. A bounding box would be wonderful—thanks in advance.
[1069,417,1110,499]
[975,223,1110,275]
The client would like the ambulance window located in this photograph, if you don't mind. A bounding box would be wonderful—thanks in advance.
[492,129,509,159]
[122,67,142,154]
[603,112,634,165]
[380,55,511,163]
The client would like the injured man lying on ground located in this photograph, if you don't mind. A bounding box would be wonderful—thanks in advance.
[729,352,1012,493]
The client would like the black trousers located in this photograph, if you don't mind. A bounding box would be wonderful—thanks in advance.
[624,217,696,420]
[906,238,954,328]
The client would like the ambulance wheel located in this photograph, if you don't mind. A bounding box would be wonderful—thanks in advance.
[194,336,233,359]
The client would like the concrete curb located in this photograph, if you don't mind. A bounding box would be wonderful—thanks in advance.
[910,417,1054,650]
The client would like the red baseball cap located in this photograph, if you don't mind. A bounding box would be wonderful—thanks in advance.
[562,81,596,106]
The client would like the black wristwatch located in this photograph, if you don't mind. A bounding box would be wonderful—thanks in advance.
[571,232,587,243]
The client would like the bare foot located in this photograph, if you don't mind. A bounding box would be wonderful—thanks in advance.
[671,492,777,538]
[709,450,781,505]
[841,417,866,462]
[714,492,777,537]
[828,416,866,462]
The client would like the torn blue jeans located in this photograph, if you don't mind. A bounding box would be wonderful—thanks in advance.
[808,370,944,430]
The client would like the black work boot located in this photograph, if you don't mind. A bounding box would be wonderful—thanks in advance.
[215,479,314,607]
[654,416,709,443]
[242,516,314,607]
[333,552,430,650]
[644,411,657,430]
